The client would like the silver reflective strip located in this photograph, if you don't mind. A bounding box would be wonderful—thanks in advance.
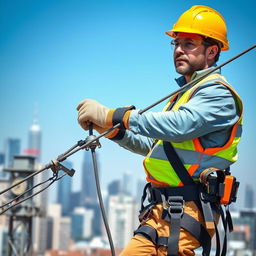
[236,124,242,137]
[150,144,200,164]
[201,153,233,168]
[149,144,233,166]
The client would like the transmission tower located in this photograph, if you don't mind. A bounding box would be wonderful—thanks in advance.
[4,155,40,256]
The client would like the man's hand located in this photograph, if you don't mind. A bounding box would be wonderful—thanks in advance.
[77,99,113,130]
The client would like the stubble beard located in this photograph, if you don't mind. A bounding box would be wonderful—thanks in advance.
[175,61,206,77]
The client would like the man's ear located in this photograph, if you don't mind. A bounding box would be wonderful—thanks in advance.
[207,45,219,61]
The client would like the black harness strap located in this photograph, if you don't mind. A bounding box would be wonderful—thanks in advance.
[180,213,211,256]
[162,141,194,186]
[134,225,158,245]
[166,196,184,256]
[162,141,199,255]
[150,184,200,203]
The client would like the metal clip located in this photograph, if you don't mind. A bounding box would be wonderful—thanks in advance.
[139,204,154,223]
[84,135,101,150]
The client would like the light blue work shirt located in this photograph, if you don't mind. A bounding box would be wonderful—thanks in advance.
[111,67,240,157]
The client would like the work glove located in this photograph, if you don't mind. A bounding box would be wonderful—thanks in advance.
[93,124,120,138]
[76,99,113,130]
[76,98,135,131]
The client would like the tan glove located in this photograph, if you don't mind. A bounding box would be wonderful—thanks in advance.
[93,124,119,138]
[77,99,114,130]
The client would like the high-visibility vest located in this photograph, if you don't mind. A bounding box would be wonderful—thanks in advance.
[143,73,243,187]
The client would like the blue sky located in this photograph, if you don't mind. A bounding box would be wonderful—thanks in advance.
[0,0,255,206]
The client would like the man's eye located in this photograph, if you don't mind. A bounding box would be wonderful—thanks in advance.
[184,42,195,49]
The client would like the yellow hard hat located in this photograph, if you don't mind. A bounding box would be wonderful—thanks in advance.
[166,5,229,51]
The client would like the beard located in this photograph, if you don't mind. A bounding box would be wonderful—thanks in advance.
[174,51,207,77]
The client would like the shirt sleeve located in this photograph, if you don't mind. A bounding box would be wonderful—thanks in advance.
[128,83,240,143]
[111,130,154,156]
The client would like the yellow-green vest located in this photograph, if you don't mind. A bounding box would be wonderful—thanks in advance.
[143,73,243,187]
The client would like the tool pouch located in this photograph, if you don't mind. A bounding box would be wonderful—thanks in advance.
[220,175,239,205]
[199,167,240,205]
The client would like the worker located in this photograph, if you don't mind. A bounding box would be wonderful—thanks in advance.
[76,5,243,256]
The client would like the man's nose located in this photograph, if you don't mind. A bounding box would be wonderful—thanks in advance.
[174,44,185,54]
[174,45,185,57]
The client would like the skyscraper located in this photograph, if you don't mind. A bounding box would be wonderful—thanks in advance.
[244,184,255,209]
[107,194,138,249]
[136,178,146,202]
[47,204,71,250]
[5,138,21,167]
[122,171,132,196]
[80,150,97,205]
[25,110,48,255]
[71,207,94,241]
[80,150,102,236]
[24,110,41,162]
[108,180,121,196]
[57,161,73,216]
[0,153,5,179]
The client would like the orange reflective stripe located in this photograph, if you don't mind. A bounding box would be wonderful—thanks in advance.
[170,93,179,103]
[204,123,238,155]
[163,93,179,111]
[188,164,199,176]
[146,176,169,186]
[193,138,204,152]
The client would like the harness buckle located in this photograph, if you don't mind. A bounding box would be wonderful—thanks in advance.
[138,204,154,223]
[163,196,184,216]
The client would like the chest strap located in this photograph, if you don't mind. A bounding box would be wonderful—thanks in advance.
[162,141,195,186]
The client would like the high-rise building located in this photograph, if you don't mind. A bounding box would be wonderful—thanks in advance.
[79,150,102,236]
[69,191,81,212]
[122,171,132,196]
[136,178,146,202]
[0,153,5,179]
[230,210,256,251]
[71,207,94,241]
[80,150,97,205]
[24,110,41,162]
[47,204,71,250]
[108,180,121,196]
[107,194,138,249]
[244,184,255,209]
[5,138,21,167]
[57,161,73,216]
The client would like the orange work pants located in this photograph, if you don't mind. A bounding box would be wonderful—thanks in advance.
[120,201,216,256]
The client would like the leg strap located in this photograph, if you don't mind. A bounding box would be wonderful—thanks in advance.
[134,225,169,248]
[134,213,212,256]
[180,213,211,256]
[134,225,158,245]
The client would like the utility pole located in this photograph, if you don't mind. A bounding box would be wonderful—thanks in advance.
[4,155,40,256]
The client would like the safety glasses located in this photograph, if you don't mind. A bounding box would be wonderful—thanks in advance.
[170,38,207,51]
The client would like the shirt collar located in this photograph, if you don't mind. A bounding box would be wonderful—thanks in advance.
[175,64,220,87]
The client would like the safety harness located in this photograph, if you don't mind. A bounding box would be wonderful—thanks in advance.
[134,140,239,256]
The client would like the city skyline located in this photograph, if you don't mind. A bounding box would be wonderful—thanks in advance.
[1,0,256,209]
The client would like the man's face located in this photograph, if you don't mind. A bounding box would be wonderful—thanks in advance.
[172,33,209,78]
